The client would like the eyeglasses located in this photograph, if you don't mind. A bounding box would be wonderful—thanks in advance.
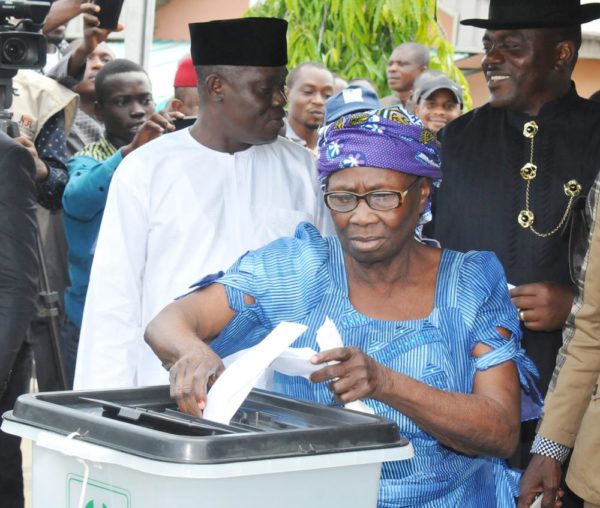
[324,177,422,213]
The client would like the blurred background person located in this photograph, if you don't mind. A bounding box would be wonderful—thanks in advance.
[285,61,334,151]
[381,42,429,109]
[413,74,463,133]
[47,13,118,156]
[332,72,348,94]
[324,84,381,125]
[163,55,200,117]
[348,77,379,96]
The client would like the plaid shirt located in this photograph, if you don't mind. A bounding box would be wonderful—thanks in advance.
[532,171,600,461]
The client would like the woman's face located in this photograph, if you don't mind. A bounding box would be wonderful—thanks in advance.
[327,167,429,264]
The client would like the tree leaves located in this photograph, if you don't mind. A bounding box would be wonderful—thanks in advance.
[246,0,471,109]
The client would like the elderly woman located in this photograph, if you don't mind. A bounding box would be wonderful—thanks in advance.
[145,107,541,507]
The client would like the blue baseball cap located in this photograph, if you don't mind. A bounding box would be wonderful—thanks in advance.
[325,85,381,124]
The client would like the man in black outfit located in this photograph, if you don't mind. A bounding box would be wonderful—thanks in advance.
[0,132,39,508]
[428,1,600,505]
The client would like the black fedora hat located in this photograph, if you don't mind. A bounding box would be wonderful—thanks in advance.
[461,0,600,29]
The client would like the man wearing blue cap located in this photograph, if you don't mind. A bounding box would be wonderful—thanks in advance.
[74,18,328,389]
[324,85,381,125]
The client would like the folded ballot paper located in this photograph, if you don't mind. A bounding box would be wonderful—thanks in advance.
[203,318,373,424]
[314,317,374,415]
[203,322,307,424]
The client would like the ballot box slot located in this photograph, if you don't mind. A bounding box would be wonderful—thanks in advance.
[79,397,240,436]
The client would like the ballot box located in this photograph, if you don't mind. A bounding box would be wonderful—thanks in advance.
[2,386,413,508]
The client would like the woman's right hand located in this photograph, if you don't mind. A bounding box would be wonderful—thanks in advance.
[169,344,225,418]
[144,283,237,417]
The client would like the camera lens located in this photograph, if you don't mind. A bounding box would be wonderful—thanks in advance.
[2,37,27,65]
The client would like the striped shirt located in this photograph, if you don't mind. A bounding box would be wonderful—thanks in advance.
[199,222,539,507]
[74,135,117,161]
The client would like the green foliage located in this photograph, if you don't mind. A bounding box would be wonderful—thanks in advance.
[246,0,471,109]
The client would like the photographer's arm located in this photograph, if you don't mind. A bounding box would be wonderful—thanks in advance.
[15,112,68,210]
[66,14,114,79]
[43,0,99,34]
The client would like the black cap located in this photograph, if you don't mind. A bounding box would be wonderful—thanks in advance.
[189,17,288,67]
[461,0,600,29]
[413,75,463,107]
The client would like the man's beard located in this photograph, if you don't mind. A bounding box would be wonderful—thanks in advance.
[304,121,320,130]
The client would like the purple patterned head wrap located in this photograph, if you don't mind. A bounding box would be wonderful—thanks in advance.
[318,106,441,180]
[317,106,442,236]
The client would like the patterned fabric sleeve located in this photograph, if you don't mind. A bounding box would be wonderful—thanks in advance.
[35,111,68,210]
[459,251,543,421]
[531,435,571,463]
[188,222,330,357]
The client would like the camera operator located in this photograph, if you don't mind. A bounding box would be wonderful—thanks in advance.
[1,0,74,391]
[0,131,39,508]
[11,69,77,209]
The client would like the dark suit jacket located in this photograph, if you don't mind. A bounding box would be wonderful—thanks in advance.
[0,131,39,394]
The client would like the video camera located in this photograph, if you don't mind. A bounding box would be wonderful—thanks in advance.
[0,0,51,135]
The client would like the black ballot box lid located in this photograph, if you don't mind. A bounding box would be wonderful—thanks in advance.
[4,386,409,464]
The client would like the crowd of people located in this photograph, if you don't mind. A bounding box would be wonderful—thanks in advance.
[2,0,600,507]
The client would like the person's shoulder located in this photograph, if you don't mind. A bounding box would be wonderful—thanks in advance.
[13,69,76,101]
[244,222,330,274]
[443,249,506,290]
[113,130,193,173]
[571,94,600,119]
[260,222,329,256]
[260,136,313,161]
[133,128,193,156]
[440,104,493,139]
[73,137,117,162]
[379,95,397,107]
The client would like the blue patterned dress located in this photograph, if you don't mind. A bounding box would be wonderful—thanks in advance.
[201,222,539,507]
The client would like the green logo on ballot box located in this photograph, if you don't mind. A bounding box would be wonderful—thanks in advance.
[67,474,130,508]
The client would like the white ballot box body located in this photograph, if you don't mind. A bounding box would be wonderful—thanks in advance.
[2,387,413,508]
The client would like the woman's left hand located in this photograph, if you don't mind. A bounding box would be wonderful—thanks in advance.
[309,347,388,403]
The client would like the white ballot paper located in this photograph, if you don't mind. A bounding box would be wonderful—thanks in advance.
[269,347,322,379]
[203,321,307,424]
[315,317,374,414]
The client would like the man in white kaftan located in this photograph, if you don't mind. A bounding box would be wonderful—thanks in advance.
[73,18,330,389]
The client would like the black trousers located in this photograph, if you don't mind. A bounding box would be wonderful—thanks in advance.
[0,342,33,508]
